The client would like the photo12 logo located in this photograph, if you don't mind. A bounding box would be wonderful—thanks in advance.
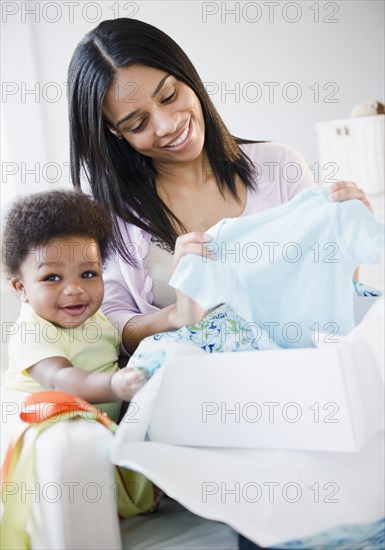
[201,400,340,424]
[1,479,145,505]
[201,2,340,24]
[204,80,339,104]
[1,2,140,24]
[201,480,340,503]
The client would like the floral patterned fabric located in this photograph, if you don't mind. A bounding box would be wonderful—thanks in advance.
[129,303,279,377]
[272,517,384,549]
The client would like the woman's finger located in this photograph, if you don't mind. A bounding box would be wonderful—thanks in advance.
[329,181,373,212]
[174,232,212,253]
[175,242,216,258]
[173,232,216,271]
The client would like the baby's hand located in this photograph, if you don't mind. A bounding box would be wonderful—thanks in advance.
[111,367,147,401]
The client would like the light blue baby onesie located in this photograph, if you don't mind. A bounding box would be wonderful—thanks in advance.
[169,188,384,348]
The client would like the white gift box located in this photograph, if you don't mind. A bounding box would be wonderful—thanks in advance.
[138,296,384,453]
[111,297,384,547]
[315,114,384,196]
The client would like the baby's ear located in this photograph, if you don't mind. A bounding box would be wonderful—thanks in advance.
[11,278,28,302]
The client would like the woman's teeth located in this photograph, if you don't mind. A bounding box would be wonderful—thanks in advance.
[167,123,189,147]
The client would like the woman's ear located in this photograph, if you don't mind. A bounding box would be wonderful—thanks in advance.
[107,125,123,140]
[11,278,28,302]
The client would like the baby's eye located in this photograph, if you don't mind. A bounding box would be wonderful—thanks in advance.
[82,271,98,279]
[45,274,60,282]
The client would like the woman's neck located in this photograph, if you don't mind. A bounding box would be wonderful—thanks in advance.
[154,151,212,192]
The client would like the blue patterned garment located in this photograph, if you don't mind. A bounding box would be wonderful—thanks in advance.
[129,281,382,378]
[353,280,383,297]
[129,303,279,377]
[272,517,384,549]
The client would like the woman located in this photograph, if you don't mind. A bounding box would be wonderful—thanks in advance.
[68,18,371,356]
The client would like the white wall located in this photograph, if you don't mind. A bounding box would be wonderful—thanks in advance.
[1,0,384,210]
[1,1,384,369]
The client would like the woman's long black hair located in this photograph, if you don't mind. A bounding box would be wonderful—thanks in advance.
[68,18,258,264]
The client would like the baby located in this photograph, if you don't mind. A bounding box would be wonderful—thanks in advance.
[2,190,145,422]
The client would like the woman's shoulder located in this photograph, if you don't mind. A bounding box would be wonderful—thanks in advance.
[239,140,315,205]
[104,215,152,268]
[116,216,151,250]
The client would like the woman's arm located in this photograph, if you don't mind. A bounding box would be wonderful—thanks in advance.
[122,232,212,354]
[28,357,145,402]
[122,305,179,354]
[122,299,206,354]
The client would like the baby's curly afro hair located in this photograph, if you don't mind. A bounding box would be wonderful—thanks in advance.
[2,190,112,277]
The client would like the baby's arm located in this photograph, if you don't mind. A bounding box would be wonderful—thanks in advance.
[28,357,145,402]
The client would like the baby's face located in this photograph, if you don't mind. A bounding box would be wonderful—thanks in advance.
[13,236,104,328]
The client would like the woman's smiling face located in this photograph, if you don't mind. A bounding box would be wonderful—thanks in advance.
[103,64,206,166]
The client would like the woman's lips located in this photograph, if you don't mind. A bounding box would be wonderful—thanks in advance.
[162,119,191,150]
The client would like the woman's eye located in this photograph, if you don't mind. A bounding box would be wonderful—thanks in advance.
[130,119,146,133]
[162,89,177,103]
[126,88,177,133]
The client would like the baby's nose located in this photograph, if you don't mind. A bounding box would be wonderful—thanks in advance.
[63,281,85,295]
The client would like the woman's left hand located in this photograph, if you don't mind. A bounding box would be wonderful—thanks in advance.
[329,181,373,213]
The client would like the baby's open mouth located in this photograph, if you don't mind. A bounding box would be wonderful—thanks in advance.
[61,304,87,314]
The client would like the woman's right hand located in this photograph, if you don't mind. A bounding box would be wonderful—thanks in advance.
[168,232,216,328]
[171,232,215,273]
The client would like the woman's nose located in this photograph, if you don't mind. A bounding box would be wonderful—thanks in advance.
[152,108,179,138]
